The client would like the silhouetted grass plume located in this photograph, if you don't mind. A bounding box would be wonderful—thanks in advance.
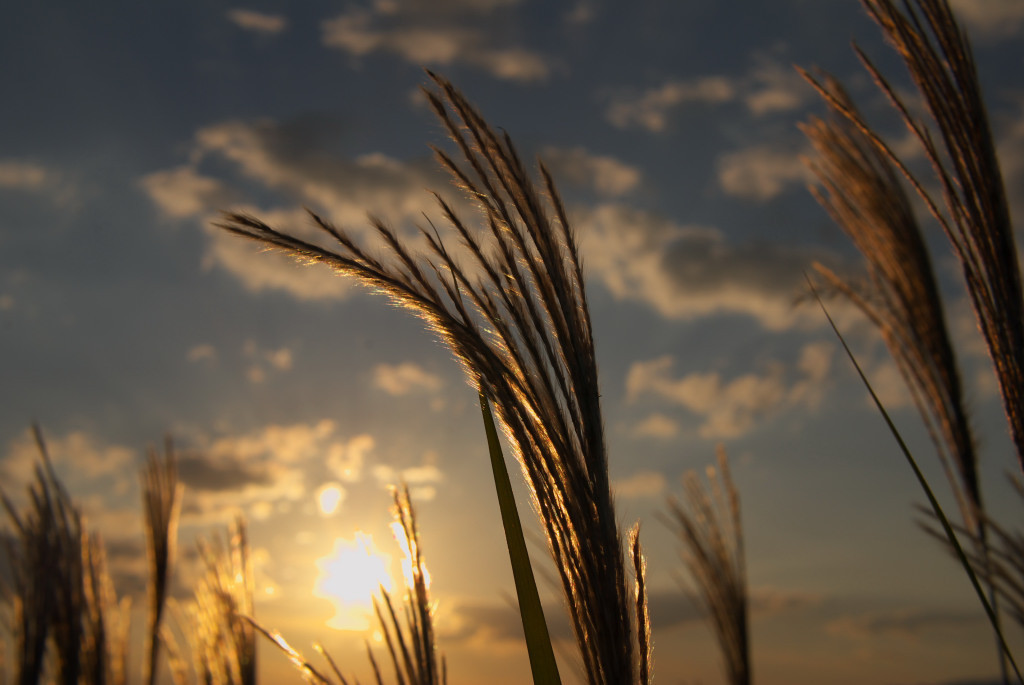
[218,70,643,684]
[663,448,749,685]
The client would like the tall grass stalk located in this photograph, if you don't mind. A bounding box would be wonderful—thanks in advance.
[804,0,1024,471]
[191,518,257,685]
[142,439,184,685]
[810,279,1023,682]
[663,448,749,685]
[218,70,643,684]
[1,425,85,685]
[254,486,444,685]
[801,0,1022,677]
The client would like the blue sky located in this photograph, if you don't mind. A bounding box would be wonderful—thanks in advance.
[2,1,1024,683]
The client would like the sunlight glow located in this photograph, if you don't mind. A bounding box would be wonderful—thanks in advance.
[313,533,392,630]
[316,483,344,516]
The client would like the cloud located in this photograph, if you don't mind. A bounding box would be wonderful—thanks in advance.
[139,116,472,302]
[243,339,293,383]
[631,413,680,439]
[612,470,666,498]
[716,142,812,201]
[177,452,273,492]
[575,203,837,330]
[605,56,812,133]
[626,342,832,438]
[321,3,548,82]
[180,420,359,522]
[373,362,444,396]
[187,343,217,363]
[1,428,135,490]
[139,166,234,219]
[825,607,984,641]
[949,0,1024,38]
[0,159,50,191]
[540,146,641,197]
[226,9,287,34]
[326,433,374,482]
[606,77,736,132]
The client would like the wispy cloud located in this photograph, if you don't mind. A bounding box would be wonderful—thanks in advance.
[243,339,293,384]
[716,142,812,201]
[321,2,548,82]
[826,607,984,640]
[612,470,666,498]
[606,77,736,132]
[226,8,287,35]
[540,146,641,197]
[630,413,680,440]
[140,115,463,301]
[373,362,444,396]
[949,0,1024,39]
[605,56,812,133]
[0,159,50,191]
[139,166,234,219]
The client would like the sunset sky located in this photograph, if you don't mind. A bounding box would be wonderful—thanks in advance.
[3,1,1024,683]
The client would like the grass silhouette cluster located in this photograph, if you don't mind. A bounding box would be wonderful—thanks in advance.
[3,0,1024,683]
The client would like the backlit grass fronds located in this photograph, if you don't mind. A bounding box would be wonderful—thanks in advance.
[218,70,636,683]
[664,448,749,685]
[81,530,131,685]
[802,78,982,533]
[629,524,650,685]
[922,475,1024,631]
[806,0,1024,473]
[142,438,184,685]
[371,485,444,685]
[257,487,444,685]
[192,518,257,685]
[1,425,85,685]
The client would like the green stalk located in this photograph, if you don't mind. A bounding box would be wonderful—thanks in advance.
[479,392,562,685]
[810,279,1022,683]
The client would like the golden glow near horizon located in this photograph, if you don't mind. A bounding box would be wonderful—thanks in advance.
[313,533,393,630]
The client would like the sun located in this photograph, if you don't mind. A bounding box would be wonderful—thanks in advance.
[313,533,393,630]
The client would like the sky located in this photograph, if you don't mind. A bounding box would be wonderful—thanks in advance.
[2,0,1024,683]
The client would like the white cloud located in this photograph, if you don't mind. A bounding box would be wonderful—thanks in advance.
[227,9,287,34]
[626,342,832,438]
[575,203,836,330]
[613,470,667,498]
[541,146,641,197]
[373,362,444,395]
[716,143,812,201]
[321,4,548,82]
[949,0,1024,38]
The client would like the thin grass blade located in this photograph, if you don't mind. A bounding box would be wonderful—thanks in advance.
[479,392,561,685]
[809,276,1022,683]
